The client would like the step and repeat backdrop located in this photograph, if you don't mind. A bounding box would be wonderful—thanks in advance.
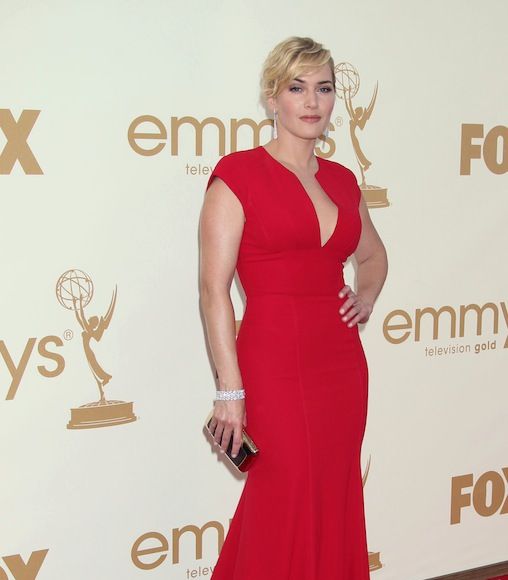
[1,1,506,579]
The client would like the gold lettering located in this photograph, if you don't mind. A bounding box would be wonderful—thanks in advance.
[501,302,508,327]
[315,123,336,159]
[459,302,499,337]
[0,110,42,175]
[131,532,169,570]
[502,468,508,514]
[128,114,339,157]
[1,338,36,400]
[2,549,48,580]
[460,123,483,175]
[382,309,412,344]
[450,473,473,525]
[127,115,167,156]
[385,301,508,344]
[483,125,508,174]
[172,521,225,564]
[229,118,271,152]
[171,116,226,156]
[472,471,505,517]
[37,335,65,378]
[415,306,456,341]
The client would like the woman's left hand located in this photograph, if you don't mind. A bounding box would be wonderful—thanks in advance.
[338,285,373,326]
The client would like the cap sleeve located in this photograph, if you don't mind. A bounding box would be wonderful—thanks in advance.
[345,167,362,206]
[206,153,248,213]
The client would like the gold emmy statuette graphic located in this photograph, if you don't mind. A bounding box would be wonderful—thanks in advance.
[55,269,137,429]
[335,62,389,208]
[363,455,383,571]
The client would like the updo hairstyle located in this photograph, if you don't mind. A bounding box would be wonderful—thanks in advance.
[260,36,336,103]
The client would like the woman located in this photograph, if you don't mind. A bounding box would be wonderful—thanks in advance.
[199,36,388,580]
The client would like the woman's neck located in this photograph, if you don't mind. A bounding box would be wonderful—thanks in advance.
[263,137,318,174]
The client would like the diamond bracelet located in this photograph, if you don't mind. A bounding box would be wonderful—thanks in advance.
[215,389,245,401]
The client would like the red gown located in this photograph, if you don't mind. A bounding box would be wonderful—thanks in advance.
[206,145,370,580]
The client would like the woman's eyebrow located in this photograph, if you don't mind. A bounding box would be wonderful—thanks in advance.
[293,77,333,85]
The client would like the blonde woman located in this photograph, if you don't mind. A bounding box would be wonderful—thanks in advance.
[199,36,387,579]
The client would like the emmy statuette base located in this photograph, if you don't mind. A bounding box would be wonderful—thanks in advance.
[361,184,390,208]
[67,399,137,429]
[369,551,383,571]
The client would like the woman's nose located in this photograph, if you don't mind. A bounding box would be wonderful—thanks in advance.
[305,92,318,108]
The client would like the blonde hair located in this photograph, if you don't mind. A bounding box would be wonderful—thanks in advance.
[260,36,336,102]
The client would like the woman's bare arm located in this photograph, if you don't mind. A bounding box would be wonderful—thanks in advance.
[354,194,388,309]
[199,176,246,458]
[340,193,388,327]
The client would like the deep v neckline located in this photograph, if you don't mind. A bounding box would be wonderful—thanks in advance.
[258,145,340,249]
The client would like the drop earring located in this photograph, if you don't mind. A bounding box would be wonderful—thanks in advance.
[320,125,329,147]
[273,109,278,140]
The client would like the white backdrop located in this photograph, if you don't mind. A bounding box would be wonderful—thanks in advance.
[0,1,507,578]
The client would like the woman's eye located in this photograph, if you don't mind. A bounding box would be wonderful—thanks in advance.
[289,85,332,93]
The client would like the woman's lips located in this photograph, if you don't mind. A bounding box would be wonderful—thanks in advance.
[300,116,321,123]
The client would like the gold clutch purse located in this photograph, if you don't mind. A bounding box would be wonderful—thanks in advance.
[204,409,259,472]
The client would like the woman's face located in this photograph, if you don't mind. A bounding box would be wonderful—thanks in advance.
[268,64,335,142]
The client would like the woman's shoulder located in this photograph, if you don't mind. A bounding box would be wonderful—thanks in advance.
[318,156,362,205]
[207,148,262,205]
[318,155,357,182]
[214,147,259,166]
[212,147,261,172]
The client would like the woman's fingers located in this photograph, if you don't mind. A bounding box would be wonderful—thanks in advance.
[230,424,244,458]
[339,296,358,323]
[213,422,242,459]
[338,287,368,327]
[339,286,355,314]
[219,425,233,452]
[210,400,245,458]
[213,424,224,445]
[346,311,361,326]
[338,285,374,326]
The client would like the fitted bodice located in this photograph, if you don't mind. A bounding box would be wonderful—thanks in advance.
[206,146,362,298]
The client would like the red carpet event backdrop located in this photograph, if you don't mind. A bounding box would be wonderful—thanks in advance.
[0,1,507,579]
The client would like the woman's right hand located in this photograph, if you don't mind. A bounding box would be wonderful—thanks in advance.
[209,399,246,458]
